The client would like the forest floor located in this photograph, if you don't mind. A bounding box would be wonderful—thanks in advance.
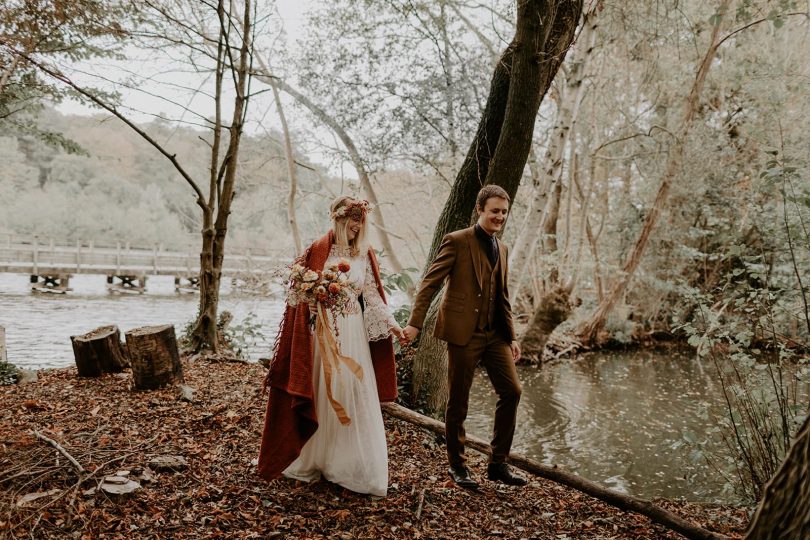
[1,359,751,539]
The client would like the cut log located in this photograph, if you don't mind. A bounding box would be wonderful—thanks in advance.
[125,325,184,390]
[70,325,129,377]
[0,325,7,363]
[382,402,731,540]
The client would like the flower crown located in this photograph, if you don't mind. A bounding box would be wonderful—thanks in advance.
[330,199,373,221]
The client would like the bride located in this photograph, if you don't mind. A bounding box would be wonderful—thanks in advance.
[258,196,403,496]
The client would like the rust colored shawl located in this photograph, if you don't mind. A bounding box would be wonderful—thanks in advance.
[257,231,397,481]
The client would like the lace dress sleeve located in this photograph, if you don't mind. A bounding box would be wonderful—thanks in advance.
[363,255,398,341]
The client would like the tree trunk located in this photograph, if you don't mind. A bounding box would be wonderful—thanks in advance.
[745,413,810,540]
[411,0,583,415]
[126,325,184,390]
[192,1,252,353]
[382,402,731,540]
[509,7,598,302]
[542,169,564,255]
[436,0,458,157]
[483,1,581,197]
[411,300,449,414]
[253,60,405,274]
[519,287,573,362]
[270,78,303,255]
[70,325,129,377]
[577,1,731,345]
[195,207,219,352]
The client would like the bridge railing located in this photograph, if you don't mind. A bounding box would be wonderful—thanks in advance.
[0,235,288,277]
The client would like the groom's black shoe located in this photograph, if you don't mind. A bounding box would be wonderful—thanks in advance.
[448,466,479,489]
[487,463,528,486]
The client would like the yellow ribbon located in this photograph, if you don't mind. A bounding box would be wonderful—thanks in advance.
[314,303,364,426]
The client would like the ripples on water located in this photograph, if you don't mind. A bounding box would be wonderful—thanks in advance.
[466,350,806,503]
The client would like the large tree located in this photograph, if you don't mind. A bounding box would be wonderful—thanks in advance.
[14,0,260,352]
[411,0,583,413]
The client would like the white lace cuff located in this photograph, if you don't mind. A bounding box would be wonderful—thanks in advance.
[364,302,397,341]
[362,254,397,341]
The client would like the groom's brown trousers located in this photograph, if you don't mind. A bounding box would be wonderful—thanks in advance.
[446,329,521,468]
[445,250,520,468]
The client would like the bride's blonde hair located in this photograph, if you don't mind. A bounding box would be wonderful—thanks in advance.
[330,196,370,257]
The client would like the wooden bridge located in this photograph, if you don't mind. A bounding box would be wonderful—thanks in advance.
[0,235,285,293]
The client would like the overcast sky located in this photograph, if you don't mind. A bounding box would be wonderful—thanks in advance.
[58,0,312,126]
[53,1,362,173]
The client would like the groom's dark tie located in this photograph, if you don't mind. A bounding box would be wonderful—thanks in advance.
[475,224,498,266]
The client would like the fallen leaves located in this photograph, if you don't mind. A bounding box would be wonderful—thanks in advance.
[0,359,751,539]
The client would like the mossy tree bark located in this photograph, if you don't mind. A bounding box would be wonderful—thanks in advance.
[745,412,810,540]
[519,287,573,362]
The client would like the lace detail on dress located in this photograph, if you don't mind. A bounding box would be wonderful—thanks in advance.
[331,244,356,258]
[362,256,397,341]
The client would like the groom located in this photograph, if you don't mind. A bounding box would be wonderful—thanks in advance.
[402,185,526,488]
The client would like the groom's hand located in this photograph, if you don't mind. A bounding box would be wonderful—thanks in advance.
[402,325,420,344]
[510,341,521,363]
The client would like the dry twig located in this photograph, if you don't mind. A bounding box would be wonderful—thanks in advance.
[31,431,85,474]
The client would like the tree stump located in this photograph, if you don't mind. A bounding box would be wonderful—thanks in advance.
[0,325,7,363]
[125,325,184,390]
[70,325,129,377]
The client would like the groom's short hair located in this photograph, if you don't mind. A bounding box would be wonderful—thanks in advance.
[476,185,510,211]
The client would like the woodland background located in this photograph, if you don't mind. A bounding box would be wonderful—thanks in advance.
[1,1,809,533]
[2,0,808,351]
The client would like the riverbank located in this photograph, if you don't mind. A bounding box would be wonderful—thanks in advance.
[1,359,749,539]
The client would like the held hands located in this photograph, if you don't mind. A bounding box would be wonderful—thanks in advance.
[390,324,405,342]
[400,325,420,346]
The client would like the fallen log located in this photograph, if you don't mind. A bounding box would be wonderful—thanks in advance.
[70,325,129,377]
[382,402,730,540]
[125,324,184,390]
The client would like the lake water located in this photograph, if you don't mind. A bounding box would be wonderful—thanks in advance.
[1,272,803,503]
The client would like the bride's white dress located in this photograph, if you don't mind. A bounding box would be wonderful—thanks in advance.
[283,247,396,496]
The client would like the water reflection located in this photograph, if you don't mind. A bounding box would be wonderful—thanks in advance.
[0,273,284,368]
[467,350,806,502]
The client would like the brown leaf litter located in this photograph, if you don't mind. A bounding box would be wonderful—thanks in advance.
[1,359,750,539]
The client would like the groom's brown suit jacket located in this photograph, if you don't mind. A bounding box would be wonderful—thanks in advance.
[408,226,516,346]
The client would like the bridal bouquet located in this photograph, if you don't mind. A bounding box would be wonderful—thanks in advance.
[287,259,356,320]
[287,258,364,425]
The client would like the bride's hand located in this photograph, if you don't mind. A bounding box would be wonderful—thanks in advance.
[391,324,405,342]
